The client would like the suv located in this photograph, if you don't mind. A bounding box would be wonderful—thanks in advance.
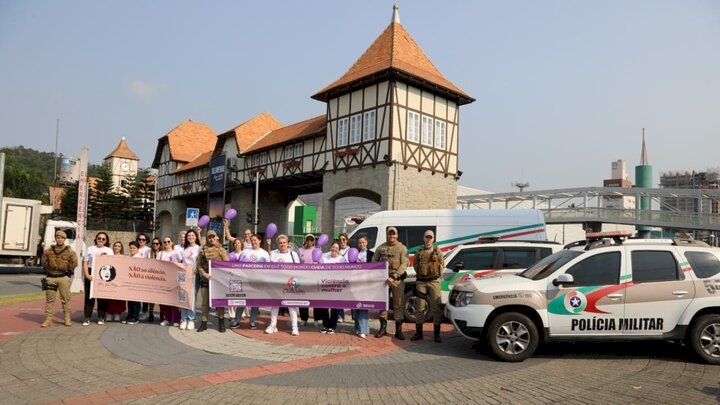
[403,239,562,323]
[446,233,720,364]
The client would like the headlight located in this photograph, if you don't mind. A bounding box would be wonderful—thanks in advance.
[456,292,474,307]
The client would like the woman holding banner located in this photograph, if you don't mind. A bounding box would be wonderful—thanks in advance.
[266,234,300,336]
[337,233,351,323]
[157,236,182,327]
[82,232,113,326]
[231,234,268,329]
[296,234,316,327]
[124,241,143,324]
[317,241,348,335]
[105,242,127,322]
[179,230,201,331]
[353,236,374,339]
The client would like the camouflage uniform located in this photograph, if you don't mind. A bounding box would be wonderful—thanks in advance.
[197,238,229,331]
[412,242,444,342]
[372,239,408,338]
[40,241,78,327]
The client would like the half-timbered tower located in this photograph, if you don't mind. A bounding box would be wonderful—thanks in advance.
[151,120,217,238]
[310,5,474,234]
[104,137,139,193]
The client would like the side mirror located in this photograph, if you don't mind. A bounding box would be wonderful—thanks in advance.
[453,262,464,272]
[552,273,574,287]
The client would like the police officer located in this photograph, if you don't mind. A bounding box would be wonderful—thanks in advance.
[196,230,229,332]
[411,230,444,342]
[372,226,408,340]
[40,230,78,327]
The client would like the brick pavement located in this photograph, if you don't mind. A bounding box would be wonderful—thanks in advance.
[0,297,718,404]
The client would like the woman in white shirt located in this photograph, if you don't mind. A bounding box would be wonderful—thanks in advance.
[231,234,269,329]
[157,236,183,327]
[179,230,201,330]
[82,232,114,326]
[337,233,351,323]
[317,241,348,334]
[266,234,300,336]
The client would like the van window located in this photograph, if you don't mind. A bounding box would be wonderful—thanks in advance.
[349,227,378,249]
[448,248,497,270]
[60,228,76,240]
[394,226,436,252]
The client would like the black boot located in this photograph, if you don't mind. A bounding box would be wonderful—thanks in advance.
[218,318,226,333]
[410,324,423,341]
[433,324,442,343]
[394,321,405,340]
[375,318,387,338]
[196,321,208,332]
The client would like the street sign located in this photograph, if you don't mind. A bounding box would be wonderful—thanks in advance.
[186,208,200,227]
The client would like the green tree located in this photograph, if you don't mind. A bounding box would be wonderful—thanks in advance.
[88,163,116,219]
[59,181,80,220]
[1,147,53,202]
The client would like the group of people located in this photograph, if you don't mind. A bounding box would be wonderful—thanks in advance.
[40,224,446,342]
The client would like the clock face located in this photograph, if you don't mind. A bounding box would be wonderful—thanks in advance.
[120,162,130,172]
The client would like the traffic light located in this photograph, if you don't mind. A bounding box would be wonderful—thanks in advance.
[246,211,252,224]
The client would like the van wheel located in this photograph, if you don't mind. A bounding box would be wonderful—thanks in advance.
[690,314,720,365]
[487,312,538,362]
[403,291,428,324]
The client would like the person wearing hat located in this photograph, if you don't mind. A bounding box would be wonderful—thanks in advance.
[296,233,317,326]
[411,229,445,342]
[196,230,229,332]
[372,226,409,340]
[40,230,78,327]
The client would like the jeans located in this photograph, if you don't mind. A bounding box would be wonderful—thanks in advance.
[235,307,259,324]
[352,309,369,334]
[127,301,141,320]
[180,280,199,321]
[316,308,338,330]
[83,277,106,320]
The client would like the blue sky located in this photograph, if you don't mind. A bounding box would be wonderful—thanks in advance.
[1,0,718,192]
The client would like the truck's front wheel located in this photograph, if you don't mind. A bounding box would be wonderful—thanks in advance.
[487,312,539,362]
[690,314,720,365]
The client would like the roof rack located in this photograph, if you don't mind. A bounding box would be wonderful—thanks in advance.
[672,238,710,247]
[464,238,562,246]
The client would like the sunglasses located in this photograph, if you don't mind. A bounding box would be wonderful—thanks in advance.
[138,238,147,241]
[152,242,160,245]
[163,241,172,244]
[97,237,106,241]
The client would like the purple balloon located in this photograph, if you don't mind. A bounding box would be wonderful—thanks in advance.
[224,208,237,220]
[317,233,329,247]
[266,222,277,239]
[311,247,323,262]
[347,248,359,263]
[198,215,210,227]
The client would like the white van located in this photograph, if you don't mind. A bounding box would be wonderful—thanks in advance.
[347,209,548,283]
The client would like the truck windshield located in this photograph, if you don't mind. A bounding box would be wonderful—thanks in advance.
[519,250,583,280]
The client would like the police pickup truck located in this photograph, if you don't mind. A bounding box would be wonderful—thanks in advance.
[446,231,720,364]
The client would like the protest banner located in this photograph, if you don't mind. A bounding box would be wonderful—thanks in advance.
[209,261,388,310]
[91,255,195,310]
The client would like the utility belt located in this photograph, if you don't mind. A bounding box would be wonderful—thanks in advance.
[41,278,59,291]
[46,273,69,278]
[416,276,439,282]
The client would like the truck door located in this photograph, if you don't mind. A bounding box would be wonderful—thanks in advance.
[622,247,694,336]
[2,204,32,251]
[547,250,626,336]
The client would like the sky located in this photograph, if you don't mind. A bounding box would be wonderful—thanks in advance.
[1,0,718,193]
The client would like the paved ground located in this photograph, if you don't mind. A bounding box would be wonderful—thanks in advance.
[0,273,43,296]
[0,296,718,405]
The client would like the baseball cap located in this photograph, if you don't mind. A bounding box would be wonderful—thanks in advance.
[424,230,434,238]
[387,227,398,234]
[206,230,218,238]
[305,234,315,240]
[55,230,67,238]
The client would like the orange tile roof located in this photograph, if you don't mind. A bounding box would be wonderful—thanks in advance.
[164,120,217,163]
[243,115,326,154]
[313,20,473,103]
[173,151,212,174]
[104,137,139,160]
[220,112,284,153]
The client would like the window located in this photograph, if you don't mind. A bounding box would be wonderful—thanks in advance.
[521,250,583,280]
[293,143,303,159]
[435,120,446,149]
[284,145,294,160]
[566,252,620,286]
[349,227,378,251]
[363,111,376,140]
[251,153,268,167]
[394,226,435,252]
[631,251,679,283]
[349,114,362,145]
[337,118,349,147]
[407,111,420,142]
[501,249,540,269]
[421,116,433,146]
[685,251,720,279]
[449,249,497,270]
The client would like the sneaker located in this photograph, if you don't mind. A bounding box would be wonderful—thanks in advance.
[326,328,335,335]
[179,320,188,330]
[298,320,307,326]
[172,322,180,327]
[160,320,170,326]
[82,320,90,326]
[249,322,257,330]
[320,327,328,334]
[187,321,195,330]
[229,321,241,329]
[126,319,138,325]
[121,319,128,324]
[291,328,299,336]
[265,325,278,334]
[113,314,121,322]
[337,317,344,323]
[97,319,104,325]
[360,333,367,339]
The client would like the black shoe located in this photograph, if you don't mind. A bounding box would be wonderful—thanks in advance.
[196,321,208,332]
[375,319,387,338]
[433,325,442,343]
[218,319,226,333]
[410,324,423,341]
[229,320,241,329]
[147,313,155,323]
[394,321,405,340]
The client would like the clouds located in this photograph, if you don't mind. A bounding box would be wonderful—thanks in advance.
[128,80,162,102]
